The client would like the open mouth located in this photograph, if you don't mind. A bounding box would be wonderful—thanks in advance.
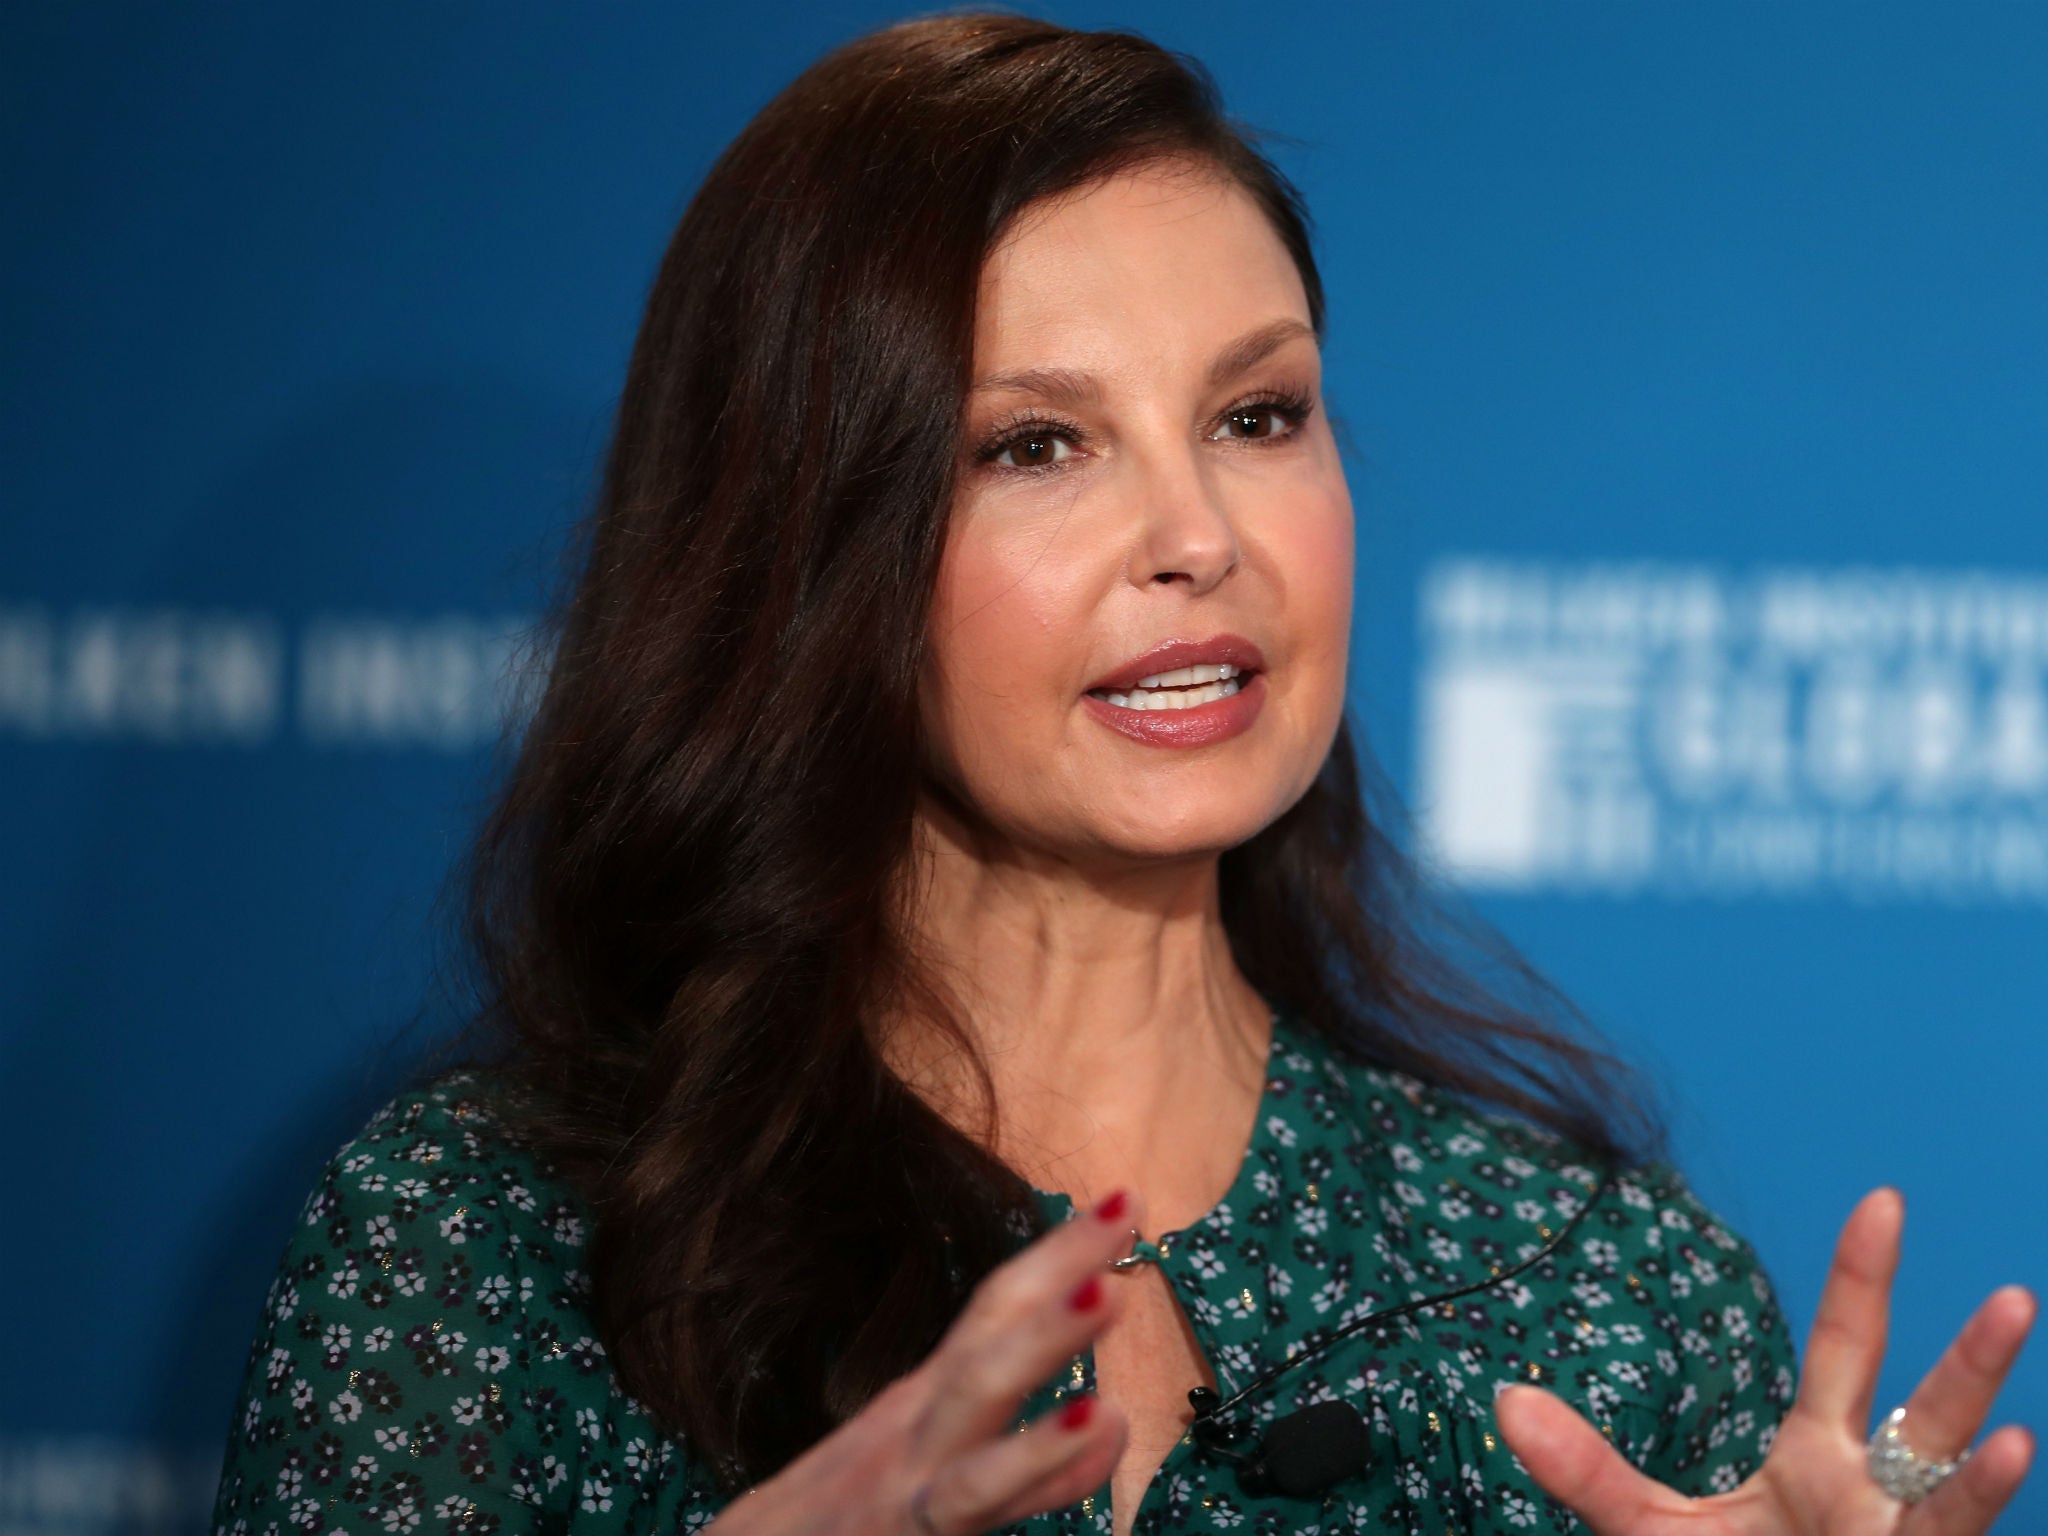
[1086,662,1256,711]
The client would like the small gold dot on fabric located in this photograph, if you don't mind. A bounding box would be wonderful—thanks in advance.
[1483,1432,1496,1452]
[1578,1318,1594,1334]
[431,1318,444,1334]
[1527,1363,1542,1379]
[1426,1411,1441,1434]
[1159,1237,1173,1255]
[1070,1360,1085,1386]
[1440,1302,1456,1317]
[1306,1182,1320,1202]
[378,1253,393,1271]
[1081,1495,1095,1516]
[348,1369,361,1387]
[486,1383,500,1401]
[550,1341,564,1355]
[1538,1225,1553,1240]
[410,1439,424,1458]
[1601,1423,1614,1440]
[1627,1273,1642,1287]
[1489,1264,1502,1277]
[1202,1495,1216,1508]
[1241,1288,1255,1309]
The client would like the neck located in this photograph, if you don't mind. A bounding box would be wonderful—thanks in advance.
[882,793,1273,1223]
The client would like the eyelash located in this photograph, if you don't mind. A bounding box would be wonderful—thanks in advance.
[972,385,1317,476]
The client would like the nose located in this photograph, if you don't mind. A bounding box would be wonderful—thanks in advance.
[1125,442,1240,594]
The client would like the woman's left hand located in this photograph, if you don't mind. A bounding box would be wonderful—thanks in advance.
[1495,1187,2036,1534]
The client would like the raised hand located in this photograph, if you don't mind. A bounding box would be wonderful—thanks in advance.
[1496,1188,2036,1534]
[705,1189,1139,1536]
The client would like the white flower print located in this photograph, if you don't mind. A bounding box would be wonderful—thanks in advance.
[211,1036,1800,1536]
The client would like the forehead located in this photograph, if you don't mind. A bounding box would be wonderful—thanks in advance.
[972,161,1310,372]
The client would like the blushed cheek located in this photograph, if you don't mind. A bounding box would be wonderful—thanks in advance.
[1282,492,1356,741]
[922,529,1078,790]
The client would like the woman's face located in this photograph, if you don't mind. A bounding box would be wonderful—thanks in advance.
[921,158,1353,868]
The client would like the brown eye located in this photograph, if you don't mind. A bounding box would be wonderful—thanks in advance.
[991,432,1076,469]
[1218,405,1285,440]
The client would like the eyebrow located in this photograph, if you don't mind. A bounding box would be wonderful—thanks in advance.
[968,316,1317,407]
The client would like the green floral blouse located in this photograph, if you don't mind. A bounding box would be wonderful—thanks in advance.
[211,1009,1799,1534]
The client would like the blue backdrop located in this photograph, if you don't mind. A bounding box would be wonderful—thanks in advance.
[4,4,2042,1531]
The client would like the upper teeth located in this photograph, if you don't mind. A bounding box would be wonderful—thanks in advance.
[1133,663,1238,689]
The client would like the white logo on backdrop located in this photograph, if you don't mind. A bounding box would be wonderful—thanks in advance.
[0,607,538,750]
[1415,559,2048,903]
[0,1439,219,1535]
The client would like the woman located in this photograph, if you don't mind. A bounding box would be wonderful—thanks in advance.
[209,14,2033,1535]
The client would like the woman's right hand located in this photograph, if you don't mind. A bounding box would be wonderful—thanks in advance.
[704,1188,1143,1535]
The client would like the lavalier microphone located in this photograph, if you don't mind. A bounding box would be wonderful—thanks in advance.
[1180,1167,1613,1499]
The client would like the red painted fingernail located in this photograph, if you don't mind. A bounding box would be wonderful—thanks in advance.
[1066,1275,1103,1312]
[1092,1189,1128,1222]
[1058,1395,1095,1430]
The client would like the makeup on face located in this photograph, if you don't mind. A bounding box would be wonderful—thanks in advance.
[1080,634,1267,748]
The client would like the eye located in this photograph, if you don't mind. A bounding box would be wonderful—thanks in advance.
[988,430,1077,471]
[1208,390,1314,443]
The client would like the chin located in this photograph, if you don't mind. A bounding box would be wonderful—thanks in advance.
[1084,793,1291,864]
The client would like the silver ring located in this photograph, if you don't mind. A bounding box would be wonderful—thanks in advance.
[908,1478,944,1536]
[1867,1404,1973,1504]
[1108,1226,1147,1271]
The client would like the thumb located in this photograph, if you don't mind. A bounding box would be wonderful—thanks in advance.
[1493,1384,1682,1536]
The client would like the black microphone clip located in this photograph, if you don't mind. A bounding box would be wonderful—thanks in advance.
[1187,1386,1375,1500]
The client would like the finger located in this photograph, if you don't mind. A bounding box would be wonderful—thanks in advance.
[1796,1186,1903,1432]
[915,1187,1148,1457]
[920,1392,1130,1533]
[1893,1285,2038,1462]
[1900,1424,2036,1536]
[1494,1384,1689,1536]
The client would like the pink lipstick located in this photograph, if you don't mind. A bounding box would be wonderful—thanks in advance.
[1080,634,1267,748]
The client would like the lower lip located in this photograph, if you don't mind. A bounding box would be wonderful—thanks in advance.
[1079,672,1267,748]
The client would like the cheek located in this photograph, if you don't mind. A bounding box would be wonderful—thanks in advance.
[922,516,1092,754]
[1271,486,1356,672]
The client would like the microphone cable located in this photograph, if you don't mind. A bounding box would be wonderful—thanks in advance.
[1183,1164,1617,1499]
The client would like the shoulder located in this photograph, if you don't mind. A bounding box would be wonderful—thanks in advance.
[301,1069,588,1286]
[1334,1054,1800,1492]
[212,1070,719,1531]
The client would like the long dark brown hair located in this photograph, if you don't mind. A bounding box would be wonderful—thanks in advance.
[418,9,1665,1495]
